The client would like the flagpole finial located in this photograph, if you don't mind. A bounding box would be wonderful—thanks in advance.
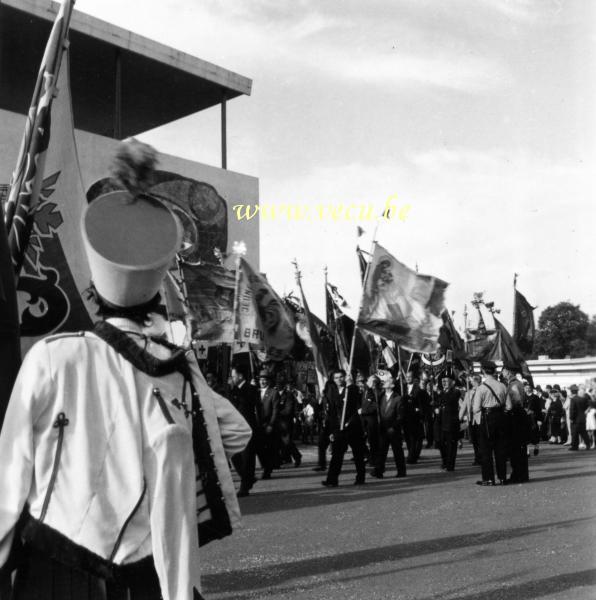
[292,258,302,285]
[232,240,247,256]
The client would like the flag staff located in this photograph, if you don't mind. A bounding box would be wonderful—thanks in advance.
[230,240,247,373]
[347,220,380,379]
[513,272,518,341]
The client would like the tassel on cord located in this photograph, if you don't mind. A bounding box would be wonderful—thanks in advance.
[109,138,158,200]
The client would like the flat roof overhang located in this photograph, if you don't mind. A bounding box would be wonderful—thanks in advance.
[0,0,252,138]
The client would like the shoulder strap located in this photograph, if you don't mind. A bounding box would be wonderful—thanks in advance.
[481,382,502,406]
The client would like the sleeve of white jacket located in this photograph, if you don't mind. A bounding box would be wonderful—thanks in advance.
[187,357,251,459]
[0,342,52,568]
[213,392,252,458]
[146,427,202,600]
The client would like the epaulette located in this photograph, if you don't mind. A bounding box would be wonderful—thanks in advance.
[44,331,88,344]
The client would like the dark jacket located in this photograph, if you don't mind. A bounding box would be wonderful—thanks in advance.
[569,394,589,424]
[230,382,261,430]
[437,387,461,433]
[378,390,405,432]
[404,383,426,427]
[260,386,279,428]
[361,387,379,418]
[325,384,362,433]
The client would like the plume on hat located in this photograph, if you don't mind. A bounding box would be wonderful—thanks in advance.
[110,138,158,198]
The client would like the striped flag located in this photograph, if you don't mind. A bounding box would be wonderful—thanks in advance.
[5,0,76,276]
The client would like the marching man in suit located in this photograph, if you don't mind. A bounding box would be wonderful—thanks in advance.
[372,372,407,479]
[257,369,279,479]
[321,369,367,487]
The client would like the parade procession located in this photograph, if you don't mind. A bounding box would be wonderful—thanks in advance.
[0,1,594,599]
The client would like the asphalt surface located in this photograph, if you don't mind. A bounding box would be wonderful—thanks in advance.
[201,442,596,600]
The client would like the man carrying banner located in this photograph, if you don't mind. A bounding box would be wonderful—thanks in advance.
[0,178,252,599]
[321,369,367,487]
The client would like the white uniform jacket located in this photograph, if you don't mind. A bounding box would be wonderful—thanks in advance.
[0,325,252,599]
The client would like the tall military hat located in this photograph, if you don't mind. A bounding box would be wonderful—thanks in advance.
[81,139,182,308]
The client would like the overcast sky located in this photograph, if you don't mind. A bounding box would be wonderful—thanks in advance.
[76,0,596,332]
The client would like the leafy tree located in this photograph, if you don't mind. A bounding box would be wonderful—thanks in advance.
[586,316,596,355]
[533,302,589,358]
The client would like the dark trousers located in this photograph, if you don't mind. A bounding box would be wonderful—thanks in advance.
[509,442,529,482]
[439,430,458,470]
[376,428,406,476]
[424,415,434,447]
[469,423,481,463]
[326,428,366,484]
[570,422,590,449]
[232,430,271,490]
[405,421,424,463]
[477,410,507,482]
[278,418,302,463]
[262,429,277,475]
[362,416,379,465]
[318,423,330,468]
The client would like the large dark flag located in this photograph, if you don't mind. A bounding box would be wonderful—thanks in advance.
[513,289,535,355]
[438,310,471,371]
[358,243,448,353]
[326,281,373,374]
[486,317,534,387]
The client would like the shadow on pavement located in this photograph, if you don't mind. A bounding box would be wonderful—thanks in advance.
[420,567,596,600]
[203,516,594,596]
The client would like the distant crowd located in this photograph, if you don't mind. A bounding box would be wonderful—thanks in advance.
[204,364,596,495]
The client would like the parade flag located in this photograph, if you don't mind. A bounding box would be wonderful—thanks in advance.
[438,310,471,370]
[183,263,236,343]
[486,318,534,387]
[357,243,448,353]
[295,277,328,392]
[5,0,76,275]
[381,338,397,368]
[513,289,535,355]
[326,281,375,376]
[7,52,95,355]
[236,258,294,361]
[356,246,368,283]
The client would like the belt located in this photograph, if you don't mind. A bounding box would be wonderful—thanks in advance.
[481,406,503,414]
[20,513,156,586]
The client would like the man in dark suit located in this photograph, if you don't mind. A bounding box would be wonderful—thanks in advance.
[230,367,267,497]
[257,369,279,479]
[437,372,461,472]
[277,381,303,467]
[372,371,406,478]
[322,369,367,487]
[403,371,426,464]
[569,384,591,451]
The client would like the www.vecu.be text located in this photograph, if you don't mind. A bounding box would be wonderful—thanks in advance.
[232,195,411,222]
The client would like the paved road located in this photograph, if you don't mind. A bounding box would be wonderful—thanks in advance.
[201,442,596,600]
